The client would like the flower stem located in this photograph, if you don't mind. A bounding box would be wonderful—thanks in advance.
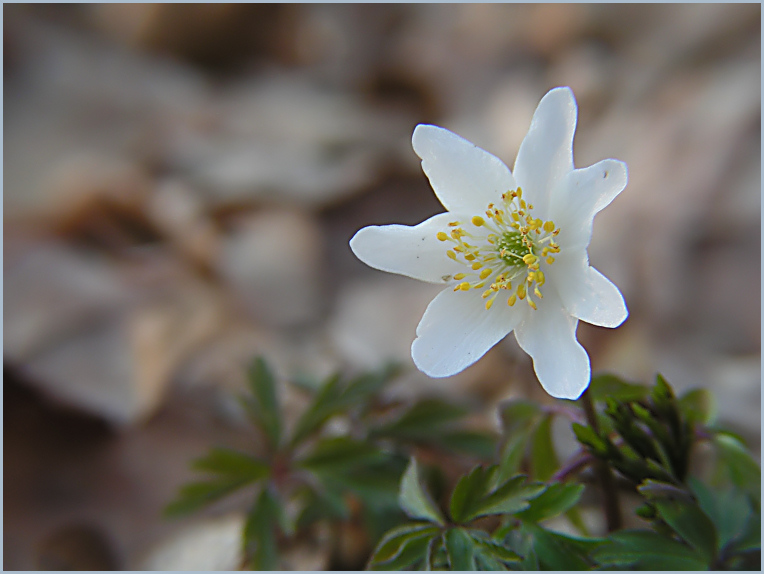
[581,388,622,533]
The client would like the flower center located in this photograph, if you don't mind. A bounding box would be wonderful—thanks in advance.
[436,187,560,311]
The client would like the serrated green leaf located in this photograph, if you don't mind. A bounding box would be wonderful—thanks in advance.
[370,526,438,570]
[678,388,717,426]
[243,357,282,449]
[713,433,761,505]
[369,522,440,565]
[515,482,585,523]
[444,528,477,570]
[526,523,599,570]
[399,458,445,525]
[594,530,708,570]
[164,477,253,517]
[289,373,344,446]
[468,530,521,563]
[530,414,557,481]
[652,498,717,565]
[496,428,532,484]
[689,478,752,552]
[296,436,382,474]
[191,448,270,481]
[372,399,469,438]
[244,487,281,570]
[450,465,492,524]
[466,474,545,522]
[585,373,649,403]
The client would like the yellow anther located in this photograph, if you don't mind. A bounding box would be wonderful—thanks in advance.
[471,216,485,227]
[519,199,527,209]
[507,294,517,307]
[543,221,555,232]
[546,257,555,264]
[482,289,492,299]
[534,286,543,299]
[447,250,457,260]
[517,283,527,300]
[474,282,485,289]
[459,282,470,291]
[448,221,460,227]
[464,254,475,261]
[527,272,536,282]
[534,218,542,229]
[528,299,537,310]
[516,187,523,198]
[485,298,495,310]
[453,273,467,280]
[536,270,545,285]
[511,212,520,221]
[479,268,492,280]
[453,245,463,253]
[470,262,481,270]
[436,231,449,241]
[522,253,538,265]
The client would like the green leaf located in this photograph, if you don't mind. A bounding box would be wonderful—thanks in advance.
[369,522,441,565]
[369,524,439,570]
[713,433,761,504]
[399,458,445,525]
[731,509,761,554]
[191,448,271,481]
[515,482,585,523]
[436,429,497,458]
[296,436,382,474]
[593,530,708,570]
[468,530,521,564]
[678,388,717,425]
[243,357,282,449]
[289,373,344,446]
[466,473,545,522]
[652,498,717,565]
[244,487,281,570]
[444,528,477,570]
[496,428,532,484]
[164,477,253,517]
[450,465,492,524]
[571,422,608,455]
[530,414,557,481]
[585,373,649,403]
[372,399,469,438]
[689,478,752,551]
[526,523,600,570]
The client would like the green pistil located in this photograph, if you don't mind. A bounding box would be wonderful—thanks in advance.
[496,231,531,266]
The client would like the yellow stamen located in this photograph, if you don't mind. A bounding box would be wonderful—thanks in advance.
[471,262,483,270]
[471,216,485,227]
[479,268,492,280]
[543,221,555,232]
[507,294,517,306]
[453,273,467,280]
[437,231,449,241]
[485,298,494,310]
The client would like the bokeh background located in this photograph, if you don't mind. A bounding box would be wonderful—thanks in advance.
[4,3,760,570]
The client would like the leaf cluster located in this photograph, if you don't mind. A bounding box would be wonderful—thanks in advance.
[165,357,495,569]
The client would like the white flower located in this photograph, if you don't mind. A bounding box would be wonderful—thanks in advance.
[350,87,628,400]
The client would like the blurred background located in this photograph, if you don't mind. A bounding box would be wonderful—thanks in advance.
[3,3,760,570]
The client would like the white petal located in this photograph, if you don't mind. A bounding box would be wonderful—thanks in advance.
[551,159,628,250]
[514,291,590,400]
[553,251,628,328]
[412,287,525,377]
[350,213,462,284]
[513,87,577,219]
[412,124,516,215]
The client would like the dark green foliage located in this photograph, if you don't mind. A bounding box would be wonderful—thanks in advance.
[170,362,761,571]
